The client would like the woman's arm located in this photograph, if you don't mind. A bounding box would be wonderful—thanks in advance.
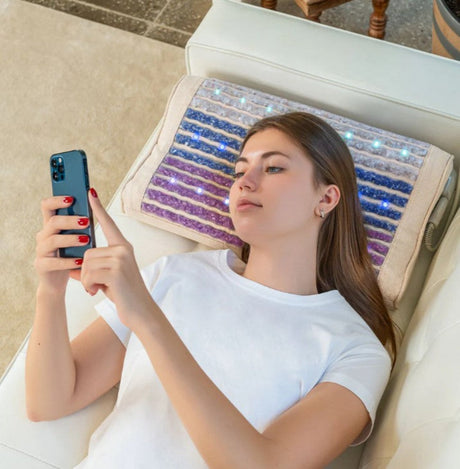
[26,312,125,422]
[26,196,125,421]
[82,191,370,469]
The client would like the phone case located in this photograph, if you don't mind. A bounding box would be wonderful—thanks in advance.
[50,150,95,259]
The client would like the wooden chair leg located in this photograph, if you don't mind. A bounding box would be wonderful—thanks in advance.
[306,13,322,22]
[369,0,389,39]
[261,0,278,9]
[294,0,322,22]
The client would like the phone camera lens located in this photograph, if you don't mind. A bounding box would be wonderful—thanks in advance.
[51,159,58,168]
[58,164,64,173]
[53,172,59,181]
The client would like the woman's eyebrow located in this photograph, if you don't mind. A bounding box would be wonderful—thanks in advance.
[235,151,291,164]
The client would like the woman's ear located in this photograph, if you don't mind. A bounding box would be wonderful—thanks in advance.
[319,184,340,216]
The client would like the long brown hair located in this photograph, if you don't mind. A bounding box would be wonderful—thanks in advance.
[239,112,396,363]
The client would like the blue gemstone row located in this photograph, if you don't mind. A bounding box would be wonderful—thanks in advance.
[143,78,432,262]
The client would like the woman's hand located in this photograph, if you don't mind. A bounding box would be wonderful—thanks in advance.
[80,189,156,332]
[35,196,91,293]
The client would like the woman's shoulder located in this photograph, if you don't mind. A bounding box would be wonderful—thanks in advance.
[323,292,389,352]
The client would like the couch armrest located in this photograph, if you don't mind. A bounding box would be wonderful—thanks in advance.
[360,208,460,468]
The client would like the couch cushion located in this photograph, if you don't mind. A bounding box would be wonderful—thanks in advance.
[121,75,453,310]
[0,341,118,468]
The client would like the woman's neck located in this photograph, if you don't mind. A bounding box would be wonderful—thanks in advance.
[242,243,318,296]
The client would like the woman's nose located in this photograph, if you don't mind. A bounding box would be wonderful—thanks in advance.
[237,169,258,191]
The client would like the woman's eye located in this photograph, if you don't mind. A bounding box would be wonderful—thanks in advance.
[266,166,283,174]
[233,171,245,179]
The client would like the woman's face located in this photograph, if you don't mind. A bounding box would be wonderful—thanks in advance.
[229,128,325,248]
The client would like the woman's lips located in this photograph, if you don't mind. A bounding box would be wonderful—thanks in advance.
[236,198,262,211]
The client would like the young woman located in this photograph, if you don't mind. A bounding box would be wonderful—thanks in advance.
[27,112,396,469]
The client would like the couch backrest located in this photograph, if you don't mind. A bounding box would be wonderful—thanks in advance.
[186,0,460,172]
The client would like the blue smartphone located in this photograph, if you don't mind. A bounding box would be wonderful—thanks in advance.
[50,150,95,259]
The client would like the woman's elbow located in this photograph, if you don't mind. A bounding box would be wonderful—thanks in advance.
[26,402,54,422]
[26,406,67,422]
[26,408,44,423]
[25,397,66,422]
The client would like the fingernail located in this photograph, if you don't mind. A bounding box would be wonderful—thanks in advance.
[78,218,89,226]
[78,235,90,244]
[75,258,83,266]
[90,188,98,198]
[63,196,73,204]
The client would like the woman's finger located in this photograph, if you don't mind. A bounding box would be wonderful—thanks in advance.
[34,256,84,273]
[88,189,127,246]
[81,264,113,297]
[36,233,91,257]
[83,244,132,263]
[41,196,74,224]
[40,214,91,237]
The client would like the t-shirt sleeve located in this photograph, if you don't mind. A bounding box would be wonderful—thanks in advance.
[94,256,168,348]
[319,342,391,445]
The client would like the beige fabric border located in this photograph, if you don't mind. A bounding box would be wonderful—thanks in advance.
[379,145,453,310]
[121,75,204,224]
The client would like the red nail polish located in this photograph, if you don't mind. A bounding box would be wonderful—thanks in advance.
[78,235,90,244]
[78,218,89,226]
[63,196,73,204]
[74,258,83,266]
[90,188,98,198]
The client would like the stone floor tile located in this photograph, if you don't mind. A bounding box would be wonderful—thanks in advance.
[145,24,192,48]
[21,0,150,35]
[82,0,164,21]
[156,0,212,34]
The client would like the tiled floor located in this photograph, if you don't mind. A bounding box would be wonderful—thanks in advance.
[20,0,432,52]
[21,0,212,47]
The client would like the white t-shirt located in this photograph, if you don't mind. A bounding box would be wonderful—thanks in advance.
[76,249,391,468]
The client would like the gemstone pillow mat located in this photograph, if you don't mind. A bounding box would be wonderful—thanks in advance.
[121,76,453,309]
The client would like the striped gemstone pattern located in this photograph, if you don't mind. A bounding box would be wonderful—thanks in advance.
[141,78,430,272]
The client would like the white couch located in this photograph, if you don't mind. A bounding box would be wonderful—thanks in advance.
[1,1,459,467]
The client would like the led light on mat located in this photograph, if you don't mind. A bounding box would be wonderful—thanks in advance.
[141,78,432,264]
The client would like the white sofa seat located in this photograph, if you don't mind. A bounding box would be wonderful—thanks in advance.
[1,0,459,467]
